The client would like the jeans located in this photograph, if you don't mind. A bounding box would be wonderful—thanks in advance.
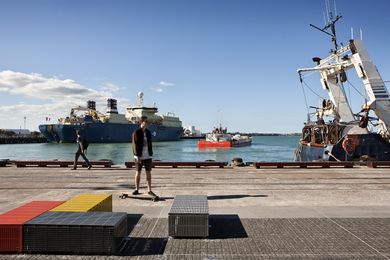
[73,148,91,169]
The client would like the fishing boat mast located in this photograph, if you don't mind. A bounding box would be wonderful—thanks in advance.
[294,2,390,162]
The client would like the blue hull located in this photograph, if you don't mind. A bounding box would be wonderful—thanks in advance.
[39,123,183,143]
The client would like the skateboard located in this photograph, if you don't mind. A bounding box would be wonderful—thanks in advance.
[119,193,160,202]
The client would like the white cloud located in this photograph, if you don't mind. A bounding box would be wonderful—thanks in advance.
[159,81,175,87]
[0,70,112,102]
[0,70,127,130]
[151,81,175,93]
[100,82,122,92]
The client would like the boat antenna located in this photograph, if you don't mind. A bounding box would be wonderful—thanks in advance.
[310,0,342,52]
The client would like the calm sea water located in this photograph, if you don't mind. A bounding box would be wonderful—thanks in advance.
[0,136,299,164]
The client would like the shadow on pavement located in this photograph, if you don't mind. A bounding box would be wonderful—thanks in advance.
[117,237,168,256]
[209,214,248,239]
[116,213,168,256]
[120,195,174,201]
[208,194,267,200]
[126,214,143,235]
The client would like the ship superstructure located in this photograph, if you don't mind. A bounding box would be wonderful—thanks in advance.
[197,126,252,148]
[39,92,183,143]
[295,10,390,161]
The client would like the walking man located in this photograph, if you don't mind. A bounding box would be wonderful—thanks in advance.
[72,129,92,170]
[132,116,157,198]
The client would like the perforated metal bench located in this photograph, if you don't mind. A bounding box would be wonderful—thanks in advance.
[168,195,209,238]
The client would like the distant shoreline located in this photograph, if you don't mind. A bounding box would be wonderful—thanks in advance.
[0,136,47,144]
[0,133,300,144]
[231,133,300,137]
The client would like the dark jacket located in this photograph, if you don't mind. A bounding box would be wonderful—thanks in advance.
[132,128,153,157]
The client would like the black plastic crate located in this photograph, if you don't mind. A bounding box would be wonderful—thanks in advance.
[23,212,127,255]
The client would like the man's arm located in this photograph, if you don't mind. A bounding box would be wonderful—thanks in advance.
[79,142,84,153]
[132,131,140,160]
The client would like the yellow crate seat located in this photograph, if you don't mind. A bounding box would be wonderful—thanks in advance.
[50,194,112,212]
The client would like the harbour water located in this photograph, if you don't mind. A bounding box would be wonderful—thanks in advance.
[0,136,299,164]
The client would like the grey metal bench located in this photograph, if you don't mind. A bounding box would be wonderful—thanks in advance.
[168,195,209,238]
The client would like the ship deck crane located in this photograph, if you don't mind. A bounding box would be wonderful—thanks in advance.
[297,13,390,141]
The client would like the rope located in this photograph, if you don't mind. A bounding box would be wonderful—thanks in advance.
[300,81,310,115]
[347,82,352,107]
[302,80,326,99]
[346,80,366,99]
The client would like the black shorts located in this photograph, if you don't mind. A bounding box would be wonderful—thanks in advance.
[136,158,152,172]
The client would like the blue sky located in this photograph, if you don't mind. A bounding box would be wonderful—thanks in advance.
[0,0,389,132]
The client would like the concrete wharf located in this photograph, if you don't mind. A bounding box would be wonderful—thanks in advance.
[0,165,390,259]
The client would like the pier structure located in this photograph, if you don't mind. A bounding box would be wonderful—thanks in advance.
[0,165,389,259]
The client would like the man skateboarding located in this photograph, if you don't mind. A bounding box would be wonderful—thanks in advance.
[131,116,158,199]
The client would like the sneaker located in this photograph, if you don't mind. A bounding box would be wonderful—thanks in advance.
[148,191,157,197]
[71,167,77,170]
[87,165,92,170]
[132,190,140,195]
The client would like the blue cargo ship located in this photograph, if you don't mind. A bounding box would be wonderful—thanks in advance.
[39,92,183,143]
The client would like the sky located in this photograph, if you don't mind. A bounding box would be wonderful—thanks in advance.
[0,0,389,133]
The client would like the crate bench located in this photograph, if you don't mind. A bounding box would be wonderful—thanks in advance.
[23,212,127,255]
[0,201,65,253]
[168,195,209,238]
[50,194,112,212]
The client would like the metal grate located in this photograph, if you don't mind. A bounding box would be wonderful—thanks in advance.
[50,193,112,212]
[0,201,64,253]
[168,195,209,238]
[23,212,127,255]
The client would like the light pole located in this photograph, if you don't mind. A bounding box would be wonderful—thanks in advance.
[24,117,26,130]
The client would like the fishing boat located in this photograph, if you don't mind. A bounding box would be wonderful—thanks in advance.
[39,92,183,143]
[197,126,252,148]
[294,8,390,161]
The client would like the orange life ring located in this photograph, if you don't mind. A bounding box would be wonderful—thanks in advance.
[342,137,356,154]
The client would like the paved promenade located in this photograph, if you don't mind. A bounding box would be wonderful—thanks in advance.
[0,165,390,259]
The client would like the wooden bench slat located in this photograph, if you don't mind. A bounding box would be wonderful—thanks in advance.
[125,161,227,168]
[14,160,112,168]
[254,161,354,169]
[367,161,390,168]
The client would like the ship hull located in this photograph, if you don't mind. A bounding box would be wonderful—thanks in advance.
[197,140,252,148]
[295,133,390,161]
[39,123,183,143]
[198,140,231,148]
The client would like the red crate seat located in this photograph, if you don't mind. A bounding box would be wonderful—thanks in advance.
[0,201,64,253]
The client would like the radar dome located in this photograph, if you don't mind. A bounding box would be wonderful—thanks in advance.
[137,92,144,98]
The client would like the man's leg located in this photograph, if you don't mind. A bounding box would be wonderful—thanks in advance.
[146,170,152,192]
[135,171,141,191]
[73,150,81,169]
[145,159,153,193]
[133,159,142,194]
[80,151,92,168]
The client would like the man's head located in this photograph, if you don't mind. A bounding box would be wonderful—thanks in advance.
[75,129,80,136]
[140,116,148,129]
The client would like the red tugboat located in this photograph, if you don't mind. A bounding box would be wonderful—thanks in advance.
[197,126,252,148]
